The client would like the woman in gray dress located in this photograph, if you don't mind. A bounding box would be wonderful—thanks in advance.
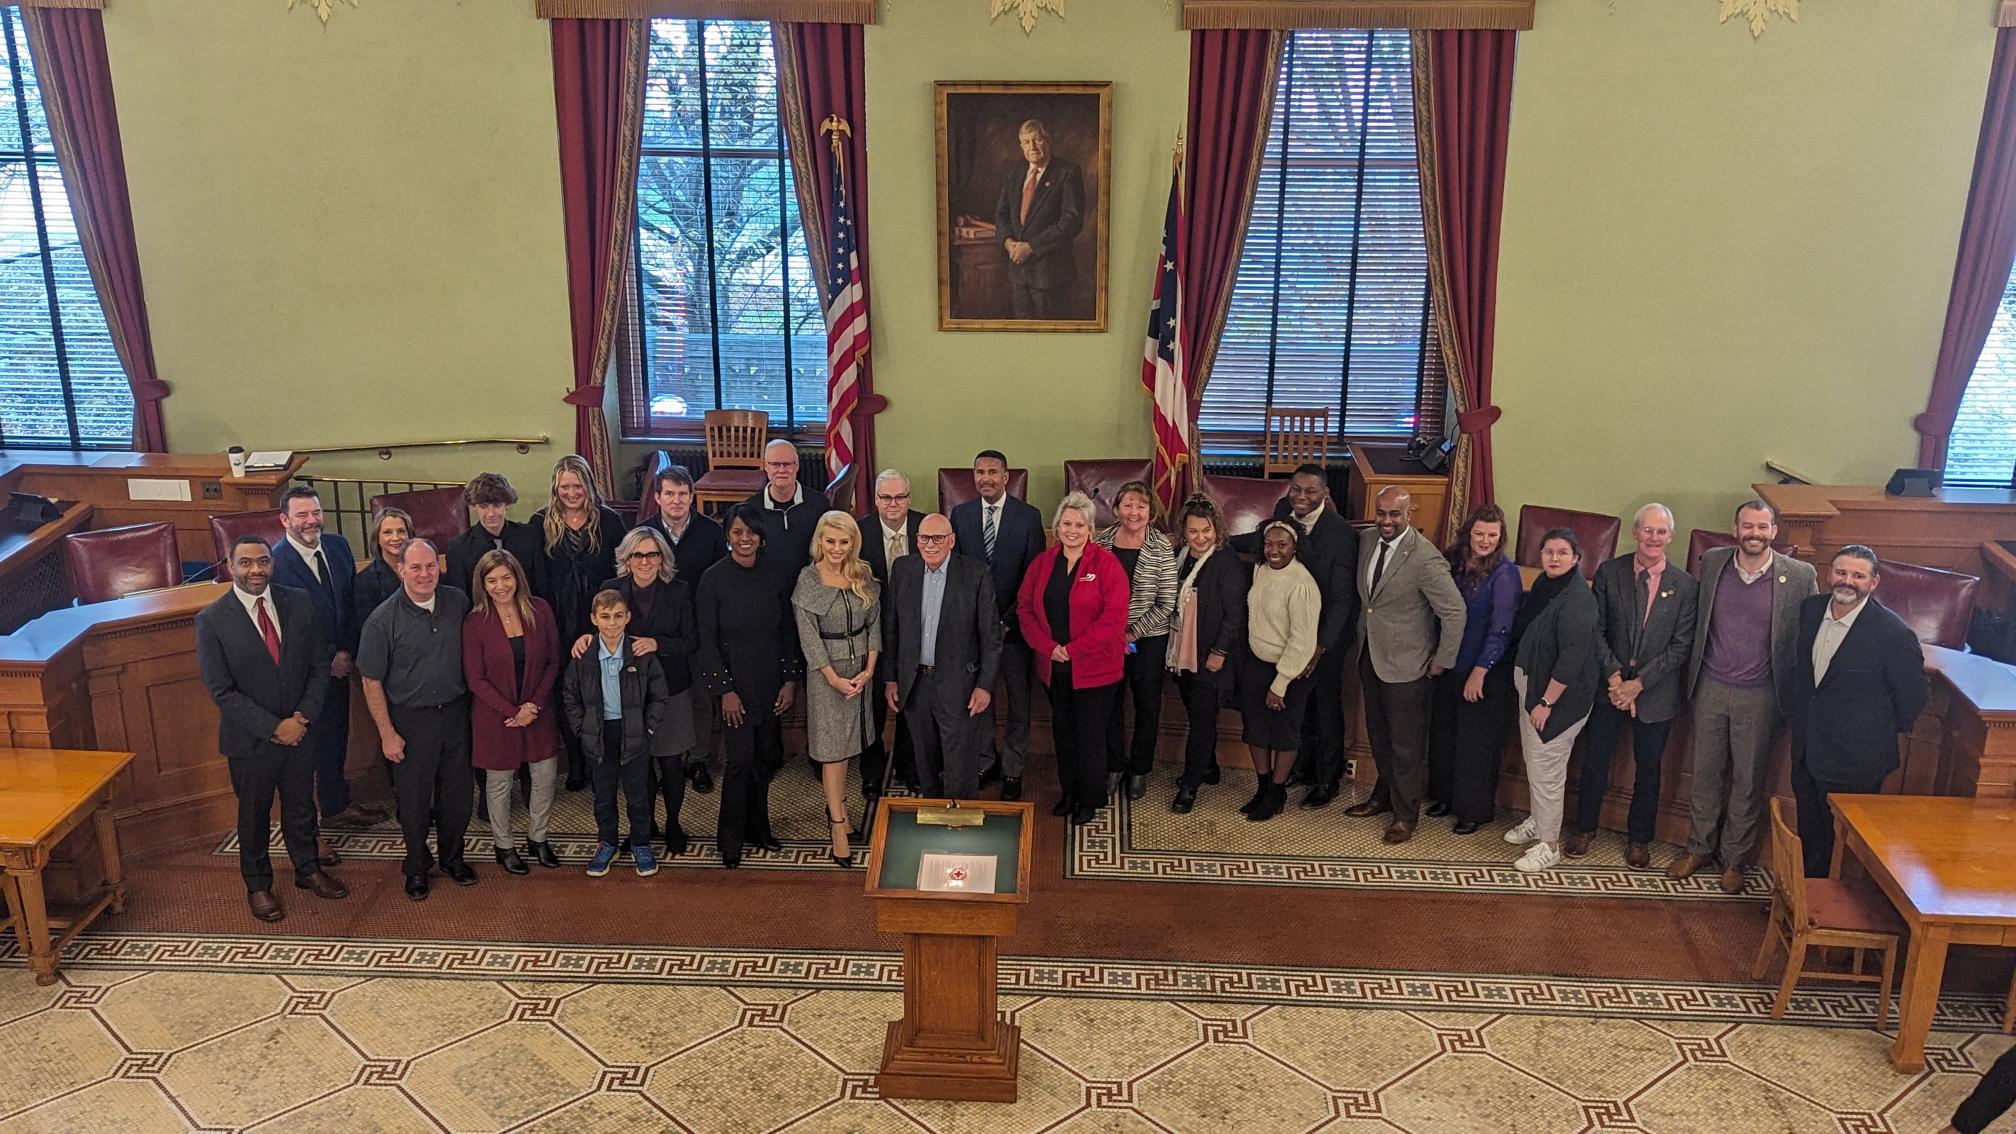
[792,510,881,867]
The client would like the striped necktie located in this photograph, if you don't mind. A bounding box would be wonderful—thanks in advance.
[983,503,998,562]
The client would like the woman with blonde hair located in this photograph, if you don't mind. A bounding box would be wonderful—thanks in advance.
[1018,492,1130,825]
[352,506,414,626]
[1094,480,1179,801]
[462,550,561,873]
[531,454,627,790]
[792,510,881,866]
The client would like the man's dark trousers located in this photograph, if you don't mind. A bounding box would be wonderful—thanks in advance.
[389,700,473,876]
[229,746,321,893]
[1360,653,1431,822]
[1573,702,1673,845]
[1295,648,1347,787]
[1790,758,1884,878]
[905,665,982,800]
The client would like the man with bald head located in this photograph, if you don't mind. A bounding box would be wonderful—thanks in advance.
[743,439,831,571]
[881,514,1001,800]
[1345,486,1466,844]
[1566,502,1699,867]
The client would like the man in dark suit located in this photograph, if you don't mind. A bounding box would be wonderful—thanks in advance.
[1230,464,1360,807]
[1788,545,1929,877]
[950,449,1046,800]
[991,118,1086,321]
[882,514,1002,799]
[270,486,384,832]
[858,469,926,794]
[196,535,350,922]
[743,439,830,572]
[642,463,724,793]
[1566,503,1698,868]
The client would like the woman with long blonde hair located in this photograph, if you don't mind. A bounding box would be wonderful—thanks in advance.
[530,454,628,790]
[790,510,881,866]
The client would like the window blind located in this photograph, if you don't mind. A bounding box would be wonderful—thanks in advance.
[1945,268,2016,487]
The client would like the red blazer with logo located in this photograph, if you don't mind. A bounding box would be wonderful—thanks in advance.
[1017,541,1130,689]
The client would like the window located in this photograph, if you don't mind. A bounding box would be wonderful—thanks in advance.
[0,7,130,449]
[1945,266,2016,486]
[620,18,827,441]
[1199,28,1445,453]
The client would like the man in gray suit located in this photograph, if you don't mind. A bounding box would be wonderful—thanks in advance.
[1668,498,1817,893]
[1566,503,1698,868]
[882,513,1002,800]
[1343,487,1467,844]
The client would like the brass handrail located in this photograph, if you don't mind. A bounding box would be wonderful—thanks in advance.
[1764,459,1814,486]
[291,435,550,460]
[295,475,463,487]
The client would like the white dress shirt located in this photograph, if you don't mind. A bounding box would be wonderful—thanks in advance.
[285,533,326,582]
[233,585,282,644]
[1364,532,1403,591]
[1811,595,1867,685]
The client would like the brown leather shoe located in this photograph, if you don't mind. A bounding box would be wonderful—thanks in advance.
[1720,866,1744,895]
[295,871,349,900]
[1625,843,1650,869]
[1382,821,1415,845]
[317,838,341,867]
[323,804,386,827]
[1562,832,1592,858]
[1344,799,1393,819]
[248,890,283,922]
[1665,852,1708,880]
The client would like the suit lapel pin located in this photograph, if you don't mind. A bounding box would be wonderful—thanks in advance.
[1778,575,1787,584]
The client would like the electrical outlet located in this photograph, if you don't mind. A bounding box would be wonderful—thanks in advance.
[201,480,222,500]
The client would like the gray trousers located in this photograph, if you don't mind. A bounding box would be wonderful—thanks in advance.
[688,691,713,768]
[978,638,1033,778]
[1513,669,1590,848]
[485,759,558,848]
[1686,677,1780,862]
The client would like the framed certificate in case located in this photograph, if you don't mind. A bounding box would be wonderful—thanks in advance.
[918,853,998,893]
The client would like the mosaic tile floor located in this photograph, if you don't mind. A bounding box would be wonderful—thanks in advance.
[1,956,2010,1133]
[1069,774,1768,902]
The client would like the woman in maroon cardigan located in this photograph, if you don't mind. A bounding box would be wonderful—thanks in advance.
[463,549,561,874]
[1017,491,1130,826]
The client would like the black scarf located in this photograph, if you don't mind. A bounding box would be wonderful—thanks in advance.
[1512,566,1581,644]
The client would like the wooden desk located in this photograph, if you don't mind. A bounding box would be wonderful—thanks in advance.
[0,449,308,563]
[1350,445,1449,545]
[1830,794,2016,1072]
[1754,482,2016,579]
[0,747,133,984]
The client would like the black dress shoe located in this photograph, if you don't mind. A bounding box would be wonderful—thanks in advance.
[1425,800,1452,818]
[721,854,741,869]
[1105,771,1123,799]
[1126,774,1148,801]
[529,840,561,869]
[445,861,478,886]
[1300,783,1338,809]
[495,847,529,875]
[1050,796,1075,817]
[405,874,430,901]
[688,764,715,794]
[979,759,1002,786]
[1171,787,1197,814]
[756,834,783,853]
[664,827,689,857]
[1202,765,1222,785]
[1451,819,1480,835]
[1001,777,1022,802]
[1070,806,1097,825]
[564,773,586,792]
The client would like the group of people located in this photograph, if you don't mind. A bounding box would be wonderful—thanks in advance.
[195,443,1933,922]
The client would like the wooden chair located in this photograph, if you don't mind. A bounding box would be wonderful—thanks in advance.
[1262,407,1331,477]
[1750,797,1902,1027]
[694,409,769,513]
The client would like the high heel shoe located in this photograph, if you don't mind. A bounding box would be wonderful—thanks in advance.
[828,812,856,868]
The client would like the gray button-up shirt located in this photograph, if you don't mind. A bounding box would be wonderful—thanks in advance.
[356,586,470,707]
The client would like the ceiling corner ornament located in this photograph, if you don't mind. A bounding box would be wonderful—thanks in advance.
[289,0,358,26]
[991,0,1064,35]
[1719,0,1798,39]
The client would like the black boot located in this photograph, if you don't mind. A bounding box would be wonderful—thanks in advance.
[1247,781,1288,822]
[1240,775,1269,817]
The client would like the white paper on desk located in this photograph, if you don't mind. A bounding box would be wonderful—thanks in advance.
[918,853,998,894]
[243,450,293,470]
[126,478,191,502]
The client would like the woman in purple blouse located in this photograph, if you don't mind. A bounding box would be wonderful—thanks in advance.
[1426,505,1521,834]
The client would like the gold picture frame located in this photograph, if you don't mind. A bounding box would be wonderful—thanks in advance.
[935,80,1112,332]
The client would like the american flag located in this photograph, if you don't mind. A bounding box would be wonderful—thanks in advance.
[822,132,867,482]
[1141,170,1190,517]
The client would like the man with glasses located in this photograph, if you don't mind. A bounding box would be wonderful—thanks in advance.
[882,513,1001,799]
[742,439,830,571]
[857,469,926,795]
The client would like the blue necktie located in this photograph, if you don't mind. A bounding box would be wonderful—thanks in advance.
[983,503,998,562]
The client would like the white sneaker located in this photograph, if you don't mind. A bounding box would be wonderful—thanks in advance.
[1503,817,1539,845]
[1515,842,1561,873]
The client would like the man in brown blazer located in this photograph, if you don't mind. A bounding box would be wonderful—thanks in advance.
[1343,487,1467,844]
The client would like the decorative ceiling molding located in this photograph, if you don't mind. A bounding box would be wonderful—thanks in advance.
[1718,0,1797,39]
[991,0,1064,35]
[288,0,358,25]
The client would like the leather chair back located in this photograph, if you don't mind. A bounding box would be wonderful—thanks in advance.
[1875,559,1977,650]
[1515,505,1620,580]
[634,450,675,525]
[1200,472,1290,541]
[937,466,1029,515]
[368,487,467,551]
[1685,529,1799,575]
[64,521,180,604]
[209,509,283,581]
[1063,458,1153,528]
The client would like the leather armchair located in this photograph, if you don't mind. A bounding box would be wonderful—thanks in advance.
[1063,458,1153,528]
[64,522,180,604]
[1875,560,1978,650]
[1200,472,1290,540]
[208,509,283,581]
[634,450,675,526]
[368,487,467,551]
[1685,529,1799,575]
[1515,505,1620,580]
[937,466,1029,515]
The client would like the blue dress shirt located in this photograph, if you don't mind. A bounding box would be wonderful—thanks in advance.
[598,639,624,720]
[920,560,950,666]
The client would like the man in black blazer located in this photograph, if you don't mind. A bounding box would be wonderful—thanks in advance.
[1566,503,1698,867]
[858,469,926,794]
[196,535,350,922]
[1788,545,1929,877]
[882,514,1002,799]
[949,449,1046,800]
[1230,464,1360,807]
[270,486,384,832]
[991,118,1086,320]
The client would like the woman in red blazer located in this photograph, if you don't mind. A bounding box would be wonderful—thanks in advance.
[1018,492,1130,826]
[463,549,561,874]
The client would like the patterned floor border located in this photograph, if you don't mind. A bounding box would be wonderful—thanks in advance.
[1066,789,1774,903]
[3,930,2004,1034]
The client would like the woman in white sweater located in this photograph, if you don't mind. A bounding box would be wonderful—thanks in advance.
[1239,520,1322,822]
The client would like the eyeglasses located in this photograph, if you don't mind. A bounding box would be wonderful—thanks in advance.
[628,550,663,560]
[916,534,953,545]
[876,493,911,503]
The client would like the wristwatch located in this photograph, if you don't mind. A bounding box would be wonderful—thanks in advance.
[1538,698,1554,709]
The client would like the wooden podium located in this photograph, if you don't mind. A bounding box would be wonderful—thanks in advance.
[863,797,1033,1103]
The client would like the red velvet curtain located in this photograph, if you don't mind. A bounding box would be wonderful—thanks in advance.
[1183,29,1284,476]
[22,7,168,452]
[1416,29,1515,528]
[776,21,874,509]
[1918,27,2016,469]
[550,17,646,497]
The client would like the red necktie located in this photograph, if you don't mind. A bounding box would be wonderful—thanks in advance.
[256,597,281,666]
[1020,167,1039,223]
